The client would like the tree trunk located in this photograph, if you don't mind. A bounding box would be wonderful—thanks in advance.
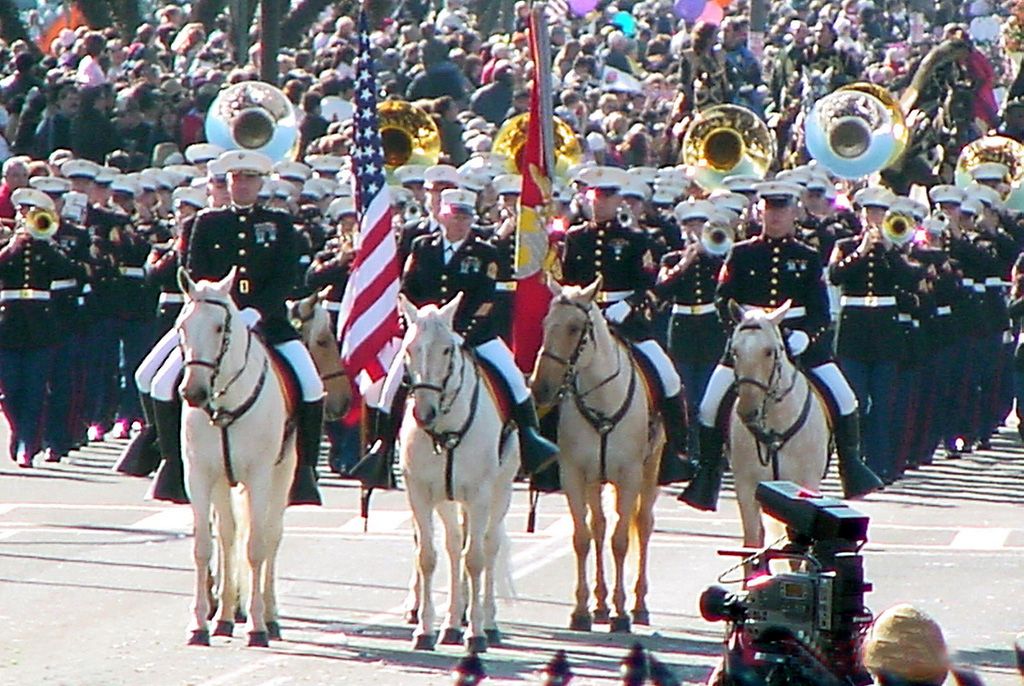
[259,0,281,84]
[0,0,30,44]
[109,0,141,39]
[190,0,228,31]
[73,0,114,28]
[279,0,336,48]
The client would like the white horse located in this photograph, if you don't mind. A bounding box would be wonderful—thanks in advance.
[176,267,295,648]
[530,278,663,633]
[287,289,351,422]
[398,293,519,654]
[727,302,830,549]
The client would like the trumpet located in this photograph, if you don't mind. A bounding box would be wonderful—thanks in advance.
[617,204,636,229]
[700,222,735,256]
[402,201,426,225]
[24,207,59,241]
[882,210,915,247]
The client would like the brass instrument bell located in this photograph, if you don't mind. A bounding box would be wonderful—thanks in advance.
[700,221,735,256]
[25,207,59,241]
[491,113,582,180]
[680,105,774,191]
[881,210,915,247]
[205,81,298,161]
[377,100,441,171]
[954,135,1024,211]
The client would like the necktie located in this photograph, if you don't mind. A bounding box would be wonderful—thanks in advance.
[444,245,454,265]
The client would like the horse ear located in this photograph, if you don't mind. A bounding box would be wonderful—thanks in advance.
[316,286,332,303]
[298,291,317,319]
[177,267,196,298]
[398,293,418,326]
[768,300,792,325]
[438,292,464,328]
[546,274,562,297]
[727,299,744,323]
[216,266,238,295]
[580,275,602,302]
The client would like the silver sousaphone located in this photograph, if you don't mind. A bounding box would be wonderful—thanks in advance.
[205,81,298,161]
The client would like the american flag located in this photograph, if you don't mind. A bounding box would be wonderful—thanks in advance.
[337,11,402,399]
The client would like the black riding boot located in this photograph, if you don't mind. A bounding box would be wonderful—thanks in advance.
[677,424,726,511]
[657,394,698,485]
[114,393,162,477]
[289,399,324,506]
[147,399,189,504]
[513,399,559,475]
[349,407,398,490]
[834,412,883,499]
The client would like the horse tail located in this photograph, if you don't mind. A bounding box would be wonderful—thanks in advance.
[494,522,517,601]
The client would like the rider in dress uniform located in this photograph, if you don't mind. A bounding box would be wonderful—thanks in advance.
[0,189,80,467]
[560,166,697,484]
[679,181,883,511]
[356,188,558,482]
[484,173,521,344]
[148,150,326,507]
[396,165,458,264]
[657,200,731,460]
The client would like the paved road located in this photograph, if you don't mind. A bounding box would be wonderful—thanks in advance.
[1,420,1022,685]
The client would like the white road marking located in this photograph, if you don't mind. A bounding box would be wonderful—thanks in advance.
[949,527,1012,550]
[196,656,288,686]
[0,530,21,541]
[128,508,193,534]
[337,510,410,533]
[0,505,18,516]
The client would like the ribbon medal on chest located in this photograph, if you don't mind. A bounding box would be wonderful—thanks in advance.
[459,255,481,274]
[253,222,277,245]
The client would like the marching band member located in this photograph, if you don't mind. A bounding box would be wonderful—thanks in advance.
[680,181,883,511]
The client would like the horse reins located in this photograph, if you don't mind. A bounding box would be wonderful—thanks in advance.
[732,327,812,478]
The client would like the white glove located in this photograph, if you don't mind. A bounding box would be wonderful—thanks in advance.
[786,330,809,356]
[239,308,262,329]
[605,300,632,324]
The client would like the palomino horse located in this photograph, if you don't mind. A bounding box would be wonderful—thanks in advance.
[727,302,830,549]
[531,278,663,633]
[287,289,351,421]
[398,293,519,654]
[176,267,294,647]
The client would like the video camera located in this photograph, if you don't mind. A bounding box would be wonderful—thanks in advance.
[700,482,874,686]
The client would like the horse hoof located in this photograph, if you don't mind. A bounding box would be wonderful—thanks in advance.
[405,609,419,625]
[267,621,282,641]
[247,631,270,648]
[412,633,436,651]
[440,627,464,645]
[466,635,487,654]
[187,629,210,646]
[484,628,502,647]
[569,612,592,632]
[212,621,234,637]
[610,615,632,633]
[593,608,611,624]
[632,610,650,626]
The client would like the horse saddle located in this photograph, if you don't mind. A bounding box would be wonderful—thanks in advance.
[624,343,664,409]
[264,346,302,419]
[472,354,514,426]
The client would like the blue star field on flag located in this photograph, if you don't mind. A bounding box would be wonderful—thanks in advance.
[353,11,386,213]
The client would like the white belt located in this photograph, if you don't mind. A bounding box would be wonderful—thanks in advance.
[324,301,342,312]
[0,289,50,301]
[936,305,952,316]
[840,295,896,308]
[672,302,716,315]
[739,304,806,319]
[962,278,975,286]
[50,278,77,290]
[120,266,145,278]
[984,277,1008,288]
[159,292,186,305]
[898,313,912,323]
[495,281,517,292]
[82,284,92,294]
[596,289,633,304]
[972,283,985,293]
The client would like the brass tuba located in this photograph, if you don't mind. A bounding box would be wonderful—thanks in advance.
[25,207,59,241]
[954,135,1024,211]
[804,83,907,179]
[680,105,774,191]
[205,81,298,161]
[377,100,441,172]
[882,210,915,247]
[491,113,582,180]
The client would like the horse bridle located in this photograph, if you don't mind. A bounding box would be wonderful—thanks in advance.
[408,332,470,425]
[178,298,267,427]
[288,303,348,383]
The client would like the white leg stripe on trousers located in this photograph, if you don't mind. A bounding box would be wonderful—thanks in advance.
[474,338,530,403]
[273,340,325,402]
[151,348,184,402]
[135,327,180,393]
[632,340,681,398]
[698,364,736,427]
[809,362,858,415]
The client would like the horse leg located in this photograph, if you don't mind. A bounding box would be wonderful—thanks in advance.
[631,475,658,626]
[407,486,438,650]
[244,483,271,647]
[585,483,610,624]
[437,501,465,646]
[461,498,489,654]
[262,468,290,643]
[404,530,420,625]
[187,481,214,646]
[734,471,765,551]
[482,476,514,646]
[609,481,640,633]
[562,466,593,631]
[210,483,237,638]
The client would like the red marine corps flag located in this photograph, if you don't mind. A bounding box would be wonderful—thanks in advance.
[337,10,403,404]
[511,4,558,373]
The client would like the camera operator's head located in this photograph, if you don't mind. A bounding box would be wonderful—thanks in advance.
[862,604,949,686]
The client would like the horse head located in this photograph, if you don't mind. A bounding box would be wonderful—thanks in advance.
[288,288,351,421]
[176,266,245,414]
[729,300,791,427]
[530,276,603,408]
[400,292,464,429]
